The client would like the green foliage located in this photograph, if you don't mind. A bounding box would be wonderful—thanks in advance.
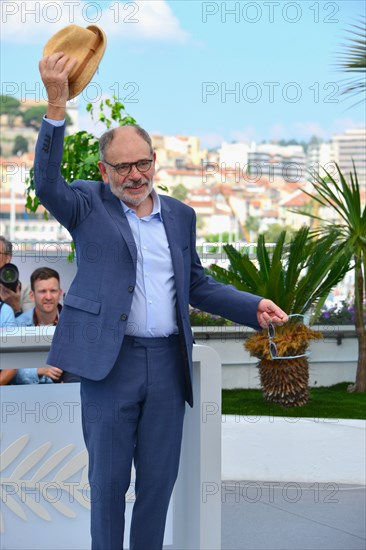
[0,95,20,115]
[22,106,48,130]
[26,96,137,208]
[1,95,21,128]
[206,226,352,321]
[222,383,366,419]
[171,183,188,202]
[202,232,234,253]
[62,131,100,182]
[316,299,366,326]
[336,17,366,107]
[189,308,233,327]
[244,215,260,236]
[86,97,136,128]
[299,163,366,391]
[261,223,295,243]
[205,232,232,243]
[302,164,366,275]
[22,106,72,130]
[12,135,28,155]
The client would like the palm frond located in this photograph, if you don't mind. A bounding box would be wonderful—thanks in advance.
[206,228,351,318]
[335,17,366,107]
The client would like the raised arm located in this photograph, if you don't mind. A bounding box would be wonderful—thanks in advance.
[34,53,92,230]
[39,52,77,120]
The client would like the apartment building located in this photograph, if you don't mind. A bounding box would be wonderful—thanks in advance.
[248,143,306,183]
[331,128,366,182]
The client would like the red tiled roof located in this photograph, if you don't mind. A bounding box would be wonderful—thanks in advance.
[281,190,311,207]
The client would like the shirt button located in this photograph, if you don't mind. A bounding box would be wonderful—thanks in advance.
[128,285,134,293]
[120,314,128,321]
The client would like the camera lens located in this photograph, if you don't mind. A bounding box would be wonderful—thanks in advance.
[0,263,19,292]
[1,266,17,283]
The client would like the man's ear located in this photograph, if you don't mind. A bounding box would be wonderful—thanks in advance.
[152,152,157,174]
[29,290,34,301]
[98,161,109,183]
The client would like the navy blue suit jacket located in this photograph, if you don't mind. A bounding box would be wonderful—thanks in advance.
[34,120,262,405]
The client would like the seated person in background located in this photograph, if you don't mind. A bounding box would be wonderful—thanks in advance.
[15,266,62,327]
[0,236,34,316]
[14,266,68,384]
[0,302,17,384]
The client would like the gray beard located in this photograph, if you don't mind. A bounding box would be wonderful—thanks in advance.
[109,180,153,206]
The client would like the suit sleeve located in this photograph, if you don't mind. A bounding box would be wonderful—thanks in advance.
[33,120,92,231]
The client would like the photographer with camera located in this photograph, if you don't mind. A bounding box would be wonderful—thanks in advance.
[0,236,34,316]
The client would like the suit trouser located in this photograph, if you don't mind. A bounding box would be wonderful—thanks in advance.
[80,335,186,550]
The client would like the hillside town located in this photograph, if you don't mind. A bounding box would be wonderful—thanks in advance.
[1,97,365,247]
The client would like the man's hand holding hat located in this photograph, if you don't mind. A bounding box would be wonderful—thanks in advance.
[39,53,77,120]
[39,24,107,120]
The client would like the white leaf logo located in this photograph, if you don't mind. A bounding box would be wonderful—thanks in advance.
[0,434,89,533]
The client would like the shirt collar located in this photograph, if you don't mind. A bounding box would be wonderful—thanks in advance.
[33,304,62,326]
[120,189,163,221]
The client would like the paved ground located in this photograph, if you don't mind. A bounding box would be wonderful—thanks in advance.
[222,481,366,550]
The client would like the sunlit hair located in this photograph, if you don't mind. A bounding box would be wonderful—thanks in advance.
[99,124,154,161]
[31,267,60,291]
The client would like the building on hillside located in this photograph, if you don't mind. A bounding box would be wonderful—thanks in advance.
[152,133,207,168]
[331,128,366,183]
[218,142,250,169]
[306,142,332,180]
[0,153,70,241]
[184,188,238,240]
[248,143,306,183]
[0,189,71,242]
[278,190,313,229]
[1,154,33,194]
[156,166,217,191]
[1,98,79,157]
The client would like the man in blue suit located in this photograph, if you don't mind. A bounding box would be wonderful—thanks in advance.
[36,52,288,550]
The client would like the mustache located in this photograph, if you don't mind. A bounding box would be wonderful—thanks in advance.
[124,181,147,189]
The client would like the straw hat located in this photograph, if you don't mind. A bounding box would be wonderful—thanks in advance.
[44,24,107,99]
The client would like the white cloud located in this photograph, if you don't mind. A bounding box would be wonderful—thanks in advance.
[268,123,288,141]
[1,1,190,44]
[199,133,225,149]
[330,117,365,135]
[293,121,327,139]
[229,127,257,143]
[293,119,364,140]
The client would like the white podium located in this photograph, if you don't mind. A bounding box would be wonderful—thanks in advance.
[0,328,221,550]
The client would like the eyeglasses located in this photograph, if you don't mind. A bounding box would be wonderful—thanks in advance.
[103,158,153,176]
[268,314,309,360]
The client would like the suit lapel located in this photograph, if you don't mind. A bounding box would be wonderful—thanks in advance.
[101,185,137,265]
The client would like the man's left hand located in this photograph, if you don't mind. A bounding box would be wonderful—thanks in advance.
[257,299,288,328]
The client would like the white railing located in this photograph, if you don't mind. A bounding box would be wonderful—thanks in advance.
[0,328,221,550]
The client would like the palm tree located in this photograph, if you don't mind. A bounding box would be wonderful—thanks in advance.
[336,17,366,108]
[206,226,351,406]
[300,165,366,392]
[296,16,366,392]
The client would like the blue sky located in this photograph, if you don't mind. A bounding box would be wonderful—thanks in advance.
[1,0,365,147]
